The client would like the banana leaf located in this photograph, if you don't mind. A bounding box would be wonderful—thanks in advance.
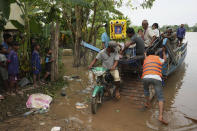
[10,20,24,31]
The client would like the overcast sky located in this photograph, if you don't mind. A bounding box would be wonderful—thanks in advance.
[118,0,197,27]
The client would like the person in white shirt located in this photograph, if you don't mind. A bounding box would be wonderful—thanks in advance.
[152,23,160,37]
[142,20,157,47]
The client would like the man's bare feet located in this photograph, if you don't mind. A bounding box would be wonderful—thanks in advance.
[34,84,37,88]
[159,116,168,125]
[115,90,120,99]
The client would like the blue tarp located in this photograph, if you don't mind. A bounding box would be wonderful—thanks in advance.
[81,41,100,53]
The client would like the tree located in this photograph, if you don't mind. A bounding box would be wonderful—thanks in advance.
[0,0,157,79]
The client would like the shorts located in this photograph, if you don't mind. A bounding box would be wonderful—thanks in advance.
[177,37,183,42]
[0,67,8,80]
[110,70,120,82]
[143,78,164,101]
[33,70,40,75]
[33,68,41,75]
[9,75,18,83]
[45,64,51,73]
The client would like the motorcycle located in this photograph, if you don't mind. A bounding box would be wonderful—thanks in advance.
[90,67,116,114]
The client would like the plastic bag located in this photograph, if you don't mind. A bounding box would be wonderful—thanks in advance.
[26,93,52,109]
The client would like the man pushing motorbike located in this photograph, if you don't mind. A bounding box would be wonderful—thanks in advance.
[142,50,168,125]
[88,41,121,99]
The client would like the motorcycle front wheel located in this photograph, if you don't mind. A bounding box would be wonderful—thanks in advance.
[91,94,99,114]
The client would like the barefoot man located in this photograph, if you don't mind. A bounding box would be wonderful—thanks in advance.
[142,51,168,125]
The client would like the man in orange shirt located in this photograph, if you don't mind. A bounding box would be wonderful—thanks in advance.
[142,51,168,125]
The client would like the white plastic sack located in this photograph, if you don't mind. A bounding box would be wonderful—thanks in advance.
[51,126,61,131]
[26,93,53,109]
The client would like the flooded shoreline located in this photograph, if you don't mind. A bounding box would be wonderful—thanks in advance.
[0,32,197,131]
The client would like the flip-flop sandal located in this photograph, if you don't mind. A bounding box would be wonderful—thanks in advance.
[39,82,46,85]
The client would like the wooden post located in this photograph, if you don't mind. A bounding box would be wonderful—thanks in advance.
[54,21,59,80]
[50,22,55,81]
[73,5,82,67]
[50,21,60,81]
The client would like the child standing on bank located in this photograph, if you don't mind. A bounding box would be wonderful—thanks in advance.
[32,44,41,88]
[42,48,53,82]
[7,42,21,95]
[0,45,8,98]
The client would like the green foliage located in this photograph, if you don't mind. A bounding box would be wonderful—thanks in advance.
[0,0,11,19]
[60,30,72,35]
[132,25,143,33]
[140,0,156,9]
[62,0,91,8]
[159,24,197,32]
[0,14,7,31]
[29,18,42,34]
[0,0,158,71]
[0,0,15,31]
[10,20,24,31]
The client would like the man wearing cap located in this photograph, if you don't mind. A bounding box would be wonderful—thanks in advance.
[88,41,121,99]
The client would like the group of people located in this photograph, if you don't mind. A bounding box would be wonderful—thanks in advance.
[89,20,186,124]
[0,34,53,99]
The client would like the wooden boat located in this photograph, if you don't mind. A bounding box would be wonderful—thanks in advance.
[119,37,187,77]
[118,38,187,108]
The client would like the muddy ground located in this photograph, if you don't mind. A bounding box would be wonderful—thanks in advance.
[0,55,197,131]
[0,56,151,131]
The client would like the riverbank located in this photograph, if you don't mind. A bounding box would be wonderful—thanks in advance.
[0,56,152,131]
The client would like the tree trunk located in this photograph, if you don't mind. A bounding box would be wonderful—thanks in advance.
[88,2,97,43]
[73,6,82,67]
[50,21,60,81]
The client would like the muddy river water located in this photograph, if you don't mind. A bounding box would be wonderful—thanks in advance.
[0,33,197,131]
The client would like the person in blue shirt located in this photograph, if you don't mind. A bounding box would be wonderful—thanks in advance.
[1,33,13,58]
[32,43,41,88]
[42,48,54,82]
[101,23,110,49]
[7,42,21,95]
[176,24,186,46]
